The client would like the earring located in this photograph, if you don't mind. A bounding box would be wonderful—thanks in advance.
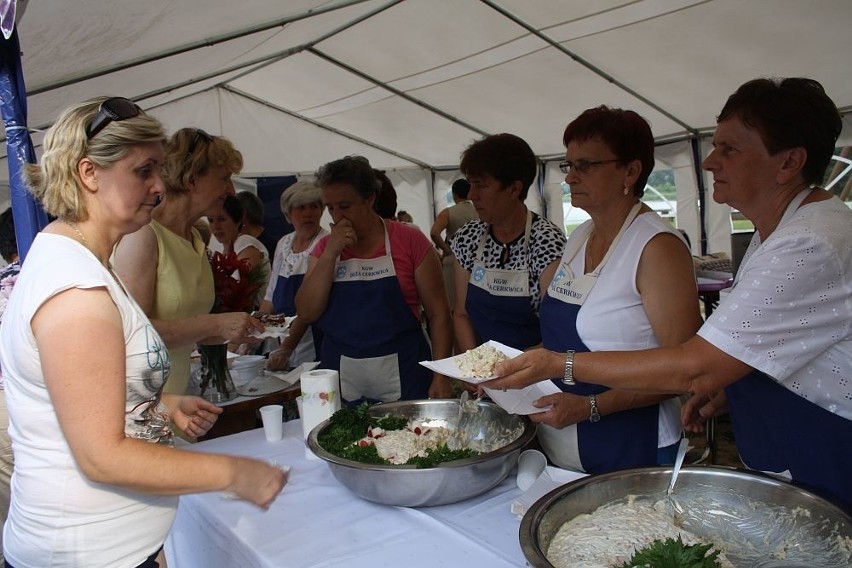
[623,185,630,196]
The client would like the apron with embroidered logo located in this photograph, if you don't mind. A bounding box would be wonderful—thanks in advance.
[723,189,852,508]
[316,222,432,404]
[466,210,540,350]
[538,203,659,474]
[272,233,324,365]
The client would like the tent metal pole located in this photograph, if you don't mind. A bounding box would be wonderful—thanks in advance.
[537,161,548,221]
[429,169,438,224]
[691,137,709,256]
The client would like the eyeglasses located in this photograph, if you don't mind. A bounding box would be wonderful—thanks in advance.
[558,158,623,175]
[86,97,142,139]
[187,128,214,156]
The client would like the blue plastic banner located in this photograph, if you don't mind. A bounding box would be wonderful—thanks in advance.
[0,29,48,262]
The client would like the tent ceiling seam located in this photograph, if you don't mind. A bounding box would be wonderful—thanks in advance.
[26,0,381,96]
[21,0,406,135]
[222,84,431,169]
[146,85,219,115]
[479,0,698,135]
[22,55,295,138]
[308,47,491,138]
[216,0,404,90]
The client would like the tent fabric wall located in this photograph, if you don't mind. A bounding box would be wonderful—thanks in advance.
[383,168,432,228]
[654,140,699,251]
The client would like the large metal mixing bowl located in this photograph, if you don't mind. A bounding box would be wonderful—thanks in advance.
[520,466,852,567]
[307,399,536,507]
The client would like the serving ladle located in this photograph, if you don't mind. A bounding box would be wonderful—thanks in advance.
[666,437,690,525]
[450,391,484,450]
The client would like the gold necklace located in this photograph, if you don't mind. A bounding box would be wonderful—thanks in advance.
[63,220,124,288]
[64,220,89,249]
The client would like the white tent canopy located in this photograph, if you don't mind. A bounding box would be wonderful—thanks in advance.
[5,0,852,254]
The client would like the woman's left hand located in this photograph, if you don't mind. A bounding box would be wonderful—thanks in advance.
[527,392,588,429]
[682,390,727,433]
[170,396,224,438]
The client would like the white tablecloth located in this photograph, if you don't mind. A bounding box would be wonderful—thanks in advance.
[165,420,584,567]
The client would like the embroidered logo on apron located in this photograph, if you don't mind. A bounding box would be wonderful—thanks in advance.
[334,260,392,282]
[547,203,642,307]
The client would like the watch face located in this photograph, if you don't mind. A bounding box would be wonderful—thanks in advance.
[589,395,600,423]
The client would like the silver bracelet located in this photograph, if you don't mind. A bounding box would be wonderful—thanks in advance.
[588,394,601,423]
[562,350,576,385]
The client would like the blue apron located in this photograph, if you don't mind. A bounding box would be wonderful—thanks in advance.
[316,221,432,404]
[726,370,852,510]
[721,188,852,510]
[538,204,659,474]
[466,210,540,350]
[271,232,324,364]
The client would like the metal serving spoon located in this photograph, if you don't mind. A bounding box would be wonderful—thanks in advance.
[450,391,484,450]
[666,437,690,525]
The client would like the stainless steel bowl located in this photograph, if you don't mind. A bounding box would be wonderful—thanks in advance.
[520,466,852,567]
[307,399,536,507]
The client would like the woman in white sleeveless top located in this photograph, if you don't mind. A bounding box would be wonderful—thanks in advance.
[0,98,286,568]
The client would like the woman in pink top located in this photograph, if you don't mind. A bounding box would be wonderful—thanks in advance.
[297,156,453,404]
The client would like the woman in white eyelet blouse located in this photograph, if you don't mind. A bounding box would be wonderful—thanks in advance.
[485,77,852,510]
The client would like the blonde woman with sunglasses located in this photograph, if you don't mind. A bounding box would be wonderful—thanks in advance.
[0,98,285,568]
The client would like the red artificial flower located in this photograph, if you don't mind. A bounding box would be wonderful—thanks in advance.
[209,251,264,313]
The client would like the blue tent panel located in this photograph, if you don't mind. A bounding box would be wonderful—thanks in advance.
[1,30,48,262]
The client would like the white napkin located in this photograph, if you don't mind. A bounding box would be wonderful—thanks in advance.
[483,382,560,415]
[266,361,319,385]
[510,466,586,518]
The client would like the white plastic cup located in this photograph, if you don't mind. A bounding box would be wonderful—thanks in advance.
[295,396,303,419]
[259,404,283,442]
[516,449,548,491]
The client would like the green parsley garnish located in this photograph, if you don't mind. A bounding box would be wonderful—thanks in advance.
[613,536,722,568]
[316,403,479,468]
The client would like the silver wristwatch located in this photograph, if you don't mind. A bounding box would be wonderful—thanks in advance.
[588,394,601,423]
[561,350,576,385]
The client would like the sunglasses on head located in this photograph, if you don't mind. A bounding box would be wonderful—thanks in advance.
[187,128,215,156]
[86,97,142,139]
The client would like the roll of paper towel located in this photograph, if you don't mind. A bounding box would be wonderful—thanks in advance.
[300,369,341,455]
